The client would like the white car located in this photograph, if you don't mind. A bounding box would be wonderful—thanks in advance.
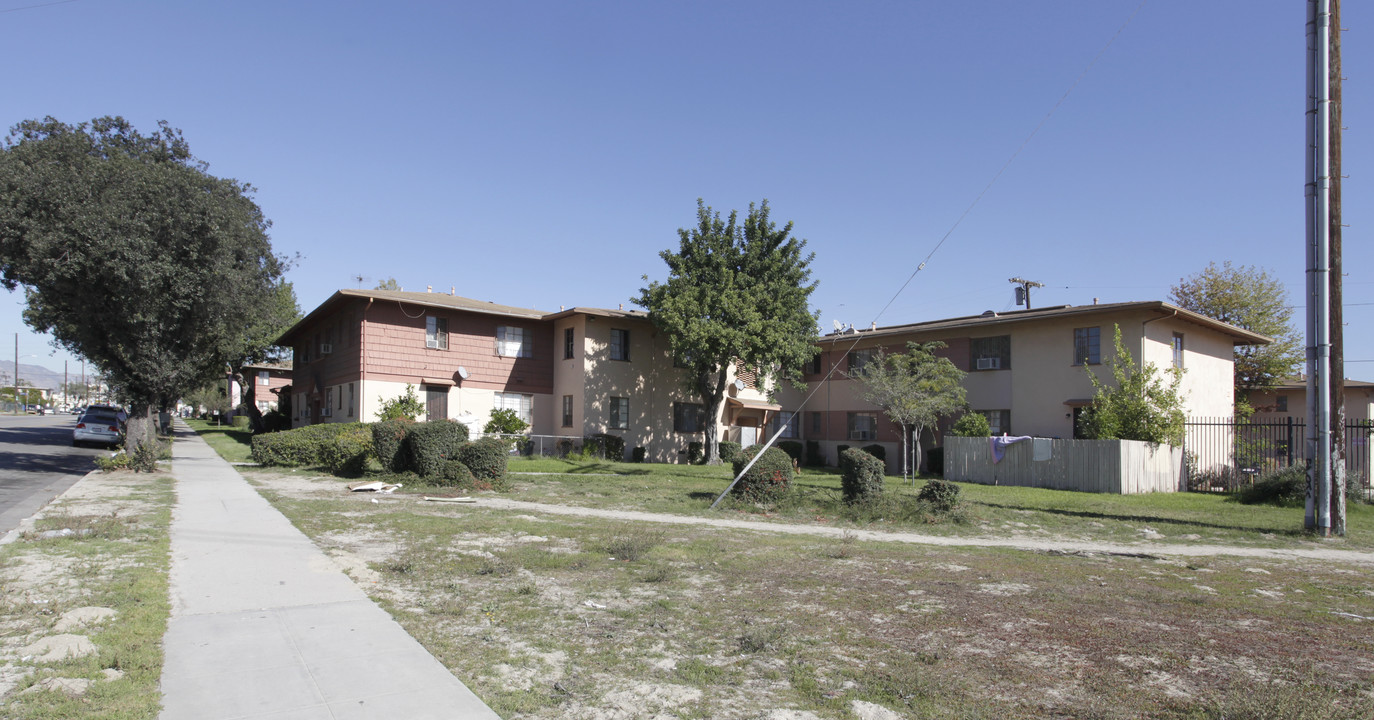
[74,411,123,448]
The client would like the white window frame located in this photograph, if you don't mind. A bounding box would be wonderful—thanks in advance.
[610,329,630,361]
[494,392,533,425]
[769,411,799,439]
[258,371,270,386]
[847,412,877,441]
[426,316,449,350]
[609,396,629,430]
[497,326,531,358]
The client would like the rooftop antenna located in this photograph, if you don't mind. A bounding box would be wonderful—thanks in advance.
[1009,277,1044,309]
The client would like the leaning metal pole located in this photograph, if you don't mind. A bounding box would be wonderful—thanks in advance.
[1305,0,1333,533]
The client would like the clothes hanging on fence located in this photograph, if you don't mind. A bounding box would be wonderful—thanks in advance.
[1032,437,1053,462]
[990,435,1033,464]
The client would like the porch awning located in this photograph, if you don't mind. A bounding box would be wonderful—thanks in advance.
[1063,398,1093,407]
[420,377,455,386]
[726,397,782,412]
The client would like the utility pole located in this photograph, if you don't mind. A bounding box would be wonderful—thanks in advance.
[12,333,17,415]
[1009,277,1044,310]
[1328,0,1346,535]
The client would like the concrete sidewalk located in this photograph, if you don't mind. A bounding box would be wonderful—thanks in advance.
[160,422,501,720]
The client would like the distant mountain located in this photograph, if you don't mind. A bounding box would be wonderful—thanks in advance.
[3,362,71,392]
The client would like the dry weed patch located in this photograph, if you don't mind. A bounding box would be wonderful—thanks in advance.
[243,467,1374,719]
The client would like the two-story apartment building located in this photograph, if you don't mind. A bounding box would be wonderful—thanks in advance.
[279,291,1267,468]
[276,289,779,462]
[774,301,1268,468]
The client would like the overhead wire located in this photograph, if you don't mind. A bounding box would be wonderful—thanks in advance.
[711,0,1150,507]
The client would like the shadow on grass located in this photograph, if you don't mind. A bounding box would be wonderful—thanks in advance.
[975,501,1308,537]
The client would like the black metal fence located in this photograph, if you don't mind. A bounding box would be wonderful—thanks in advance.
[1183,417,1374,495]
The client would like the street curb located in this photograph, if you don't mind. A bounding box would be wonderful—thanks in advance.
[0,468,104,547]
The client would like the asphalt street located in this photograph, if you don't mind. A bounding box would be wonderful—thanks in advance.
[0,413,110,534]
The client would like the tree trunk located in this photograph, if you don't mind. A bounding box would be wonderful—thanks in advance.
[124,404,155,455]
[912,424,925,482]
[700,368,729,465]
[899,423,909,481]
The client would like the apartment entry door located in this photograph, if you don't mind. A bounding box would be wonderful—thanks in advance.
[425,385,449,422]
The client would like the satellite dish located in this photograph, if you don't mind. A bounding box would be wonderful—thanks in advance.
[734,378,746,391]
[833,319,843,332]
[457,366,470,380]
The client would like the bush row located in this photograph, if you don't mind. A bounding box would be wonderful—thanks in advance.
[251,423,370,467]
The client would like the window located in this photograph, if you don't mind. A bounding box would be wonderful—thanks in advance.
[338,386,344,410]
[847,349,874,373]
[982,410,1010,436]
[1073,327,1100,365]
[426,316,449,350]
[810,411,822,434]
[769,411,799,439]
[673,402,706,433]
[564,327,575,360]
[1172,332,1185,369]
[497,326,531,358]
[847,412,877,441]
[562,395,573,427]
[257,400,271,412]
[258,371,270,386]
[322,388,334,417]
[1276,395,1289,412]
[809,353,823,375]
[609,396,629,430]
[970,336,1010,370]
[494,392,533,425]
[610,329,630,361]
[348,383,355,418]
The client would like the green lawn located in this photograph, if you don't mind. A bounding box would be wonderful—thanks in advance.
[184,418,254,463]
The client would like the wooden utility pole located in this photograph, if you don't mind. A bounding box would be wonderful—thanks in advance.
[1329,0,1347,535]
[1009,277,1044,310]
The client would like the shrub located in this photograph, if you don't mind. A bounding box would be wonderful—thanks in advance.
[320,425,373,477]
[588,433,626,461]
[778,441,804,464]
[95,452,132,472]
[457,436,509,484]
[949,413,990,437]
[918,479,961,512]
[404,420,470,477]
[260,409,291,433]
[718,441,742,463]
[805,440,824,467]
[377,384,425,421]
[371,418,414,473]
[484,407,529,435]
[231,414,251,430]
[837,444,850,458]
[861,444,886,462]
[730,445,794,503]
[840,447,885,504]
[558,439,576,457]
[688,441,704,465]
[252,423,367,467]
[632,446,647,463]
[436,459,475,488]
[1235,466,1306,506]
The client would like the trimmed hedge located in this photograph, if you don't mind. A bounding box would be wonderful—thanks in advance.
[371,418,414,473]
[730,445,794,503]
[777,441,804,465]
[840,447,885,504]
[319,425,373,477]
[588,433,626,461]
[918,479,961,512]
[1235,466,1306,506]
[457,437,509,483]
[688,442,704,465]
[632,446,647,463]
[437,459,475,488]
[405,420,470,477]
[251,422,368,467]
[861,444,886,462]
[718,441,742,463]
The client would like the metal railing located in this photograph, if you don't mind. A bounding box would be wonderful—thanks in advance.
[1183,417,1373,495]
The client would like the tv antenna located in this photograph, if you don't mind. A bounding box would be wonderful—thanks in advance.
[1009,277,1044,309]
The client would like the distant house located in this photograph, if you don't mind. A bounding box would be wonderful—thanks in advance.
[774,301,1269,469]
[1248,377,1374,423]
[242,362,292,413]
[275,289,777,462]
[279,292,1268,468]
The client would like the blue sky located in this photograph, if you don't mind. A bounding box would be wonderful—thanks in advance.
[4,0,1371,380]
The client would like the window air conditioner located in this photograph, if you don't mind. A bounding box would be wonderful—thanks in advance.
[320,343,333,355]
[976,357,1001,370]
[321,406,332,417]
[302,407,311,417]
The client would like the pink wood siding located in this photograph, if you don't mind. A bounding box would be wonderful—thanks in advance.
[361,302,554,394]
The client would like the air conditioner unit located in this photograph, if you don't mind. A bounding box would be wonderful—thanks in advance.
[301,407,311,417]
[320,406,332,417]
[976,357,1001,370]
[320,343,333,355]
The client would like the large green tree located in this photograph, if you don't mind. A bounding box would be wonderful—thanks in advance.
[636,199,819,464]
[0,116,297,450]
[1169,261,1302,407]
[850,341,967,480]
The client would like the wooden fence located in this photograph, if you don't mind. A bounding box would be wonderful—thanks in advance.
[943,436,1185,494]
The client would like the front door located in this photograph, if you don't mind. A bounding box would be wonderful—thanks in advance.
[426,386,449,422]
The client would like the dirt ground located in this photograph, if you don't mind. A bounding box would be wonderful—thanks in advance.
[252,471,1374,719]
